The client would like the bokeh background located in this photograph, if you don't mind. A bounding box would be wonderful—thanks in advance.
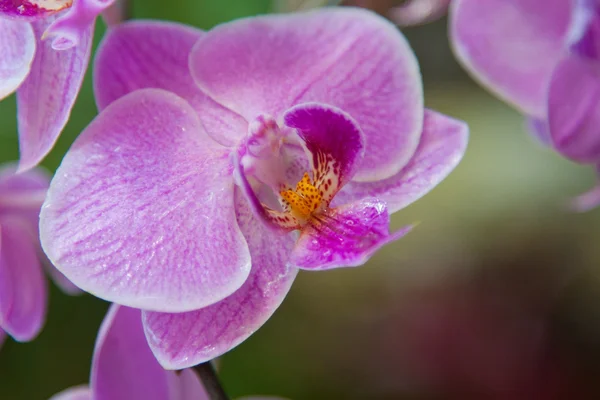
[2,1,600,399]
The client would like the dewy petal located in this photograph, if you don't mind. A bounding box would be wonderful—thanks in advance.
[142,189,297,369]
[0,0,72,20]
[334,110,468,214]
[43,0,115,50]
[0,19,35,101]
[190,7,424,181]
[0,217,46,341]
[94,20,247,147]
[92,305,173,400]
[284,102,365,203]
[450,0,572,117]
[290,198,412,270]
[548,55,600,163]
[40,89,251,312]
[49,386,92,400]
[17,16,93,172]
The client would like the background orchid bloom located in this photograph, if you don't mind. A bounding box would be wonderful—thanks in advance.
[0,0,115,171]
[50,305,287,400]
[389,0,451,26]
[450,0,600,210]
[40,8,468,368]
[0,163,79,346]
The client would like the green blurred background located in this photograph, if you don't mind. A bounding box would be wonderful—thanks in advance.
[2,1,600,399]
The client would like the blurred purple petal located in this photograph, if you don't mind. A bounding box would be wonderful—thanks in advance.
[0,217,46,341]
[0,163,49,236]
[569,0,600,59]
[0,19,35,100]
[175,369,209,400]
[290,198,412,270]
[190,8,423,181]
[43,260,81,295]
[526,117,552,147]
[0,0,71,20]
[548,55,600,163]
[450,0,572,117]
[40,89,251,312]
[17,16,92,172]
[0,327,6,348]
[43,0,114,50]
[570,179,600,212]
[93,20,246,147]
[284,103,365,203]
[335,110,468,213]
[390,0,451,27]
[50,386,92,400]
[92,305,173,400]
[143,190,297,369]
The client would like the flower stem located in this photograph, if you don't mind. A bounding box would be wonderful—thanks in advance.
[102,0,134,25]
[193,362,230,400]
[123,0,134,20]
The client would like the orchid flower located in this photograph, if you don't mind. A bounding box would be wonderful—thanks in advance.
[40,9,468,368]
[0,163,79,346]
[450,0,600,211]
[50,305,286,400]
[0,0,115,171]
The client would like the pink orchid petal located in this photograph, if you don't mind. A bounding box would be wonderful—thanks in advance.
[0,165,78,295]
[0,0,71,20]
[335,110,468,213]
[0,19,35,100]
[43,259,81,295]
[43,0,114,50]
[50,386,92,400]
[92,305,174,400]
[16,16,92,172]
[0,327,6,348]
[548,55,600,163]
[94,20,247,147]
[143,190,297,369]
[291,198,412,270]
[0,217,46,341]
[40,89,251,312]
[190,8,423,181]
[284,102,365,201]
[526,117,552,147]
[569,0,600,59]
[175,369,209,400]
[450,0,572,117]
[0,163,49,236]
[390,0,451,27]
